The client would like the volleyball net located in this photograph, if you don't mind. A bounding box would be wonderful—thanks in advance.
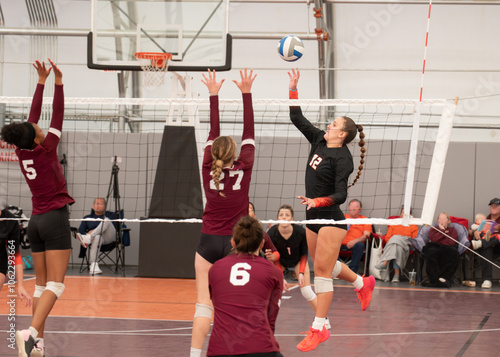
[0,96,456,227]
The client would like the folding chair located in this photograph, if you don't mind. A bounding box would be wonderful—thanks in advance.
[338,226,375,276]
[71,212,130,275]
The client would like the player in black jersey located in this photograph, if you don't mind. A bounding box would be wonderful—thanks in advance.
[287,69,375,352]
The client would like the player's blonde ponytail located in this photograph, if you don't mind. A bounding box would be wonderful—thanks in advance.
[211,136,237,197]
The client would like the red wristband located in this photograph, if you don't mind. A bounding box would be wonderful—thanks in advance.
[289,90,298,100]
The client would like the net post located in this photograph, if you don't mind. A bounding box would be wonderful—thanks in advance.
[402,102,422,226]
[420,101,457,225]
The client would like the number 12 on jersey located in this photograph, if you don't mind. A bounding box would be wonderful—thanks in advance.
[309,154,322,170]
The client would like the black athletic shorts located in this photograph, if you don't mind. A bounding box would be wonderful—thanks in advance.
[196,232,232,264]
[27,205,72,253]
[306,206,347,234]
[213,352,283,357]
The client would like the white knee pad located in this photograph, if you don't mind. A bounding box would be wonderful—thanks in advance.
[194,303,213,319]
[300,285,317,302]
[45,281,65,299]
[314,277,334,294]
[34,285,46,298]
[332,260,342,278]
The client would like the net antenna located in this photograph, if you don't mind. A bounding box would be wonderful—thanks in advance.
[403,0,433,226]
[134,52,172,88]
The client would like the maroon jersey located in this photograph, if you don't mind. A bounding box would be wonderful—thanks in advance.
[207,253,283,356]
[15,84,74,215]
[201,93,255,235]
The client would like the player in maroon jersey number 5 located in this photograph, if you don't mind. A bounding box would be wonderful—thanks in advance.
[288,68,375,352]
[207,215,284,357]
[190,69,257,357]
[1,59,74,357]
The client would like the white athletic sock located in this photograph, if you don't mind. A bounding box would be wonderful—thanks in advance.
[353,276,364,290]
[190,347,202,357]
[28,326,38,340]
[312,317,326,330]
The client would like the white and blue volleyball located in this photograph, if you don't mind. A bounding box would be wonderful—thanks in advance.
[277,35,304,62]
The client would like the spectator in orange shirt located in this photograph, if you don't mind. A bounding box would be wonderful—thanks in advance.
[341,199,372,273]
[375,207,419,282]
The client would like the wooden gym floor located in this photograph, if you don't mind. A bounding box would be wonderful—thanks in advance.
[1,267,500,357]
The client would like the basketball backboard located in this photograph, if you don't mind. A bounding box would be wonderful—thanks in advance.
[88,0,231,71]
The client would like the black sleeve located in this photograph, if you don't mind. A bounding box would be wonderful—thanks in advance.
[290,106,323,144]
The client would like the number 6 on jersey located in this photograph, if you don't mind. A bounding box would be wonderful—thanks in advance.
[229,262,252,286]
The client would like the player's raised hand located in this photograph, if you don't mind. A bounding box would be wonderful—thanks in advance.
[48,58,63,85]
[33,60,52,84]
[201,69,225,96]
[233,68,257,94]
[288,68,300,91]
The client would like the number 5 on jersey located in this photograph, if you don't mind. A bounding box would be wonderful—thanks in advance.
[209,170,244,191]
[22,160,37,180]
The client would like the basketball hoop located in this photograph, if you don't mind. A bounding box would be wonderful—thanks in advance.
[134,52,172,88]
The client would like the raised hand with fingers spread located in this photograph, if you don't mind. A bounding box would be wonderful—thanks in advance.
[201,69,225,96]
[233,68,257,94]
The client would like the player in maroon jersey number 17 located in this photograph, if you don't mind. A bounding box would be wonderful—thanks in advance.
[190,69,257,357]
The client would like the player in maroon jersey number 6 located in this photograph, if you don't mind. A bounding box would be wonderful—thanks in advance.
[1,59,74,357]
[288,68,375,352]
[207,215,284,357]
[190,68,257,357]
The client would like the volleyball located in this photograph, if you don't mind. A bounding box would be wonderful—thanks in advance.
[277,35,304,62]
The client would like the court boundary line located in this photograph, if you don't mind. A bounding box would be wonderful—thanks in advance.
[456,312,492,356]
[2,327,500,338]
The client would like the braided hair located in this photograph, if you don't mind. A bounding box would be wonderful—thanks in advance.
[342,116,366,188]
[211,136,237,197]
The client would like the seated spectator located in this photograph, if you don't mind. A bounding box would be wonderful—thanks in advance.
[375,206,419,283]
[267,204,331,328]
[341,199,372,274]
[470,198,500,289]
[76,197,117,275]
[207,216,283,357]
[413,212,470,288]
[470,212,498,242]
[471,213,487,233]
